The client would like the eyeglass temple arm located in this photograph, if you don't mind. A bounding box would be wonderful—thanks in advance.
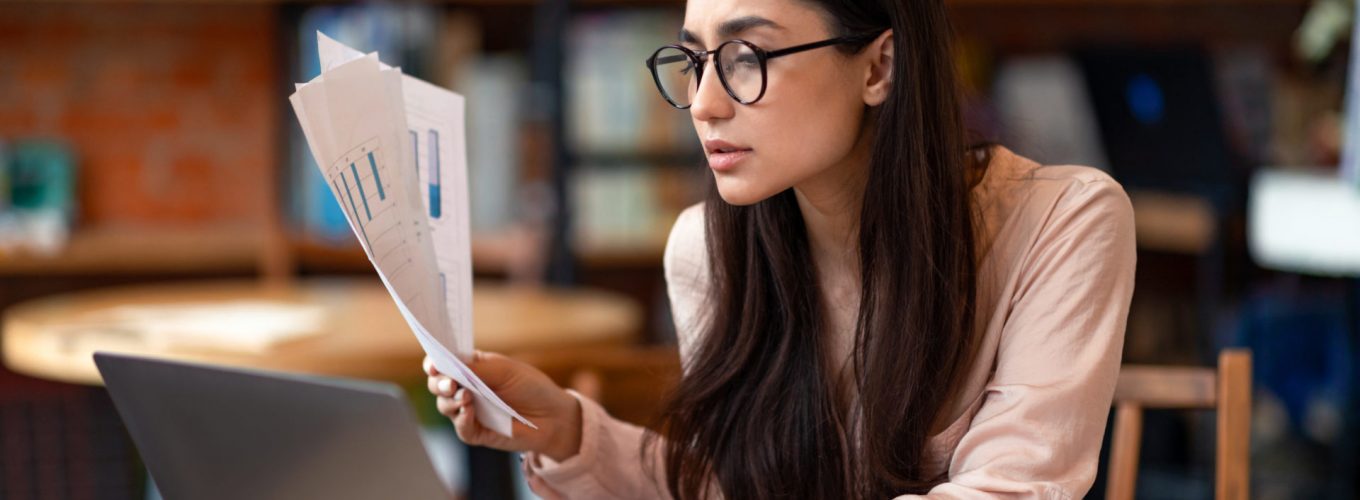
[651,53,692,66]
[764,32,883,59]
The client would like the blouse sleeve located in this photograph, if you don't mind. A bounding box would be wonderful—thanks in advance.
[523,204,708,499]
[898,174,1136,499]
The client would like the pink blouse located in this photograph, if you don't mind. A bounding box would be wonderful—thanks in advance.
[524,146,1137,499]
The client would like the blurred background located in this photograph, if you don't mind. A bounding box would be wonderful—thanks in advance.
[0,0,1358,499]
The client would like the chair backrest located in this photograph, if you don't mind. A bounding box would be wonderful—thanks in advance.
[1106,349,1251,500]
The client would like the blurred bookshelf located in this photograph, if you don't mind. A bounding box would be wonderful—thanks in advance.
[0,0,1320,330]
[0,0,1316,274]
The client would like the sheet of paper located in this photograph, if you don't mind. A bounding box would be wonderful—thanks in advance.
[403,76,476,356]
[317,32,474,356]
[294,54,447,338]
[381,269,524,436]
[290,33,531,437]
[318,31,367,72]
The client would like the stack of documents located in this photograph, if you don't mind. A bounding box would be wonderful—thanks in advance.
[289,32,531,437]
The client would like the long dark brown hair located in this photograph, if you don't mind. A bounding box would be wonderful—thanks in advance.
[648,0,990,498]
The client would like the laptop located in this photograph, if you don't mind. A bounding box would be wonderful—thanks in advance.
[93,352,450,500]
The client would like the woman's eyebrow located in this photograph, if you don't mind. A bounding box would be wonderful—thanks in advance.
[678,29,701,45]
[678,16,785,47]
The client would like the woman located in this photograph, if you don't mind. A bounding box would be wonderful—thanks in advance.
[425,0,1136,497]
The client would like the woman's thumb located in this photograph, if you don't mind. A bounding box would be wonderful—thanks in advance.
[465,351,517,388]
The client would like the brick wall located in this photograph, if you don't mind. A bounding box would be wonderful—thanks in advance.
[0,7,282,498]
[0,4,278,226]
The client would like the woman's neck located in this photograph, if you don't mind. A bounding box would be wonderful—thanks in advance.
[794,180,862,277]
[794,134,872,279]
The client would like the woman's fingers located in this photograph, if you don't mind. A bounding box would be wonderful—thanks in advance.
[424,357,452,398]
[435,395,457,417]
[451,390,485,444]
[428,355,511,450]
[435,388,468,416]
[426,374,461,397]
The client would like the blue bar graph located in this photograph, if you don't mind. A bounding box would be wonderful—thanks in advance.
[338,175,371,248]
[349,162,372,220]
[428,129,442,219]
[368,151,385,200]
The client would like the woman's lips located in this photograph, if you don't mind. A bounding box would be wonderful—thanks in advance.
[703,139,752,172]
[707,149,752,172]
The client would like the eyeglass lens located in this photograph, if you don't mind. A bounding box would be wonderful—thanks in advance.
[716,42,761,104]
[651,42,763,108]
[651,47,697,108]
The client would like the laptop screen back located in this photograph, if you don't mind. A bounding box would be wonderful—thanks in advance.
[94,352,449,500]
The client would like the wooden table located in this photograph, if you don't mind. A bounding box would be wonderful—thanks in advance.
[1,278,642,386]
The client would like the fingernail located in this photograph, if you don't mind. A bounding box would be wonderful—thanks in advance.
[438,379,452,395]
[452,388,465,404]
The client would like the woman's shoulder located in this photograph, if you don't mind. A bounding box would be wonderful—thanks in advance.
[668,202,706,241]
[977,146,1128,205]
[663,203,712,359]
[664,203,707,268]
[663,202,710,297]
[974,146,1134,249]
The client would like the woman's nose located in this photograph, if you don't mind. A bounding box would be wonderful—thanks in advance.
[689,60,734,122]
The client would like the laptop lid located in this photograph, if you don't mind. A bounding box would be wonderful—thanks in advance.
[94,352,450,500]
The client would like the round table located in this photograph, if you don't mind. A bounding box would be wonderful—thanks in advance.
[1,278,642,386]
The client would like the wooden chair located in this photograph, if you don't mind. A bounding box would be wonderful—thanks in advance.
[1107,349,1252,500]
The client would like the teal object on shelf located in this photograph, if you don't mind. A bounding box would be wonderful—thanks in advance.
[11,140,76,222]
[0,139,10,212]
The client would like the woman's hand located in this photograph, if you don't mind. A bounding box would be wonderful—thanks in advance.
[424,352,583,462]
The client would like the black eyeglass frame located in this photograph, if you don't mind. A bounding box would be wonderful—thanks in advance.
[645,32,882,109]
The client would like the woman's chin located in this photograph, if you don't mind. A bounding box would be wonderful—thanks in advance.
[714,182,777,207]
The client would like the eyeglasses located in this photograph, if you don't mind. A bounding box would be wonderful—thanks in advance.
[645,33,880,109]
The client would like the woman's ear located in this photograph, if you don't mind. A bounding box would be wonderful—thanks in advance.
[862,30,894,107]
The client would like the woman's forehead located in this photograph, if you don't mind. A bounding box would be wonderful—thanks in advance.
[681,0,827,44]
